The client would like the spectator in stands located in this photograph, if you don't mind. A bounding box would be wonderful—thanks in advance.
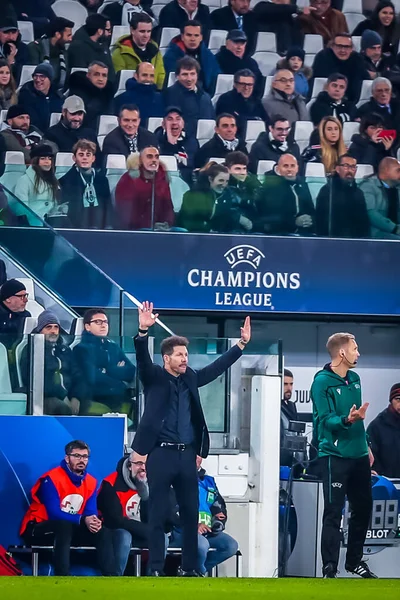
[80,0,105,13]
[163,20,220,95]
[20,439,116,576]
[59,139,113,229]
[215,69,268,137]
[274,47,312,99]
[158,0,211,36]
[170,455,238,575]
[348,113,396,171]
[98,452,150,576]
[298,0,348,45]
[262,70,309,126]
[113,62,164,126]
[112,13,165,89]
[253,0,305,55]
[155,106,199,185]
[302,116,346,175]
[0,17,31,84]
[359,30,396,80]
[115,147,175,230]
[68,14,115,84]
[103,0,156,28]
[315,152,370,237]
[194,113,247,169]
[225,150,261,211]
[68,61,115,131]
[310,73,357,126]
[257,153,315,235]
[367,382,400,478]
[21,310,81,416]
[0,105,43,163]
[215,30,263,99]
[13,0,57,39]
[211,0,257,56]
[45,96,99,155]
[280,368,299,466]
[73,310,136,414]
[0,59,17,110]
[103,104,157,157]
[163,57,215,138]
[359,156,400,238]
[28,17,74,94]
[14,144,59,222]
[18,63,63,134]
[356,76,400,130]
[0,279,31,346]
[353,1,400,59]
[248,115,300,174]
[312,33,371,103]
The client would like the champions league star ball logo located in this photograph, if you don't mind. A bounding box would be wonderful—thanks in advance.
[60,494,84,515]
[187,244,301,309]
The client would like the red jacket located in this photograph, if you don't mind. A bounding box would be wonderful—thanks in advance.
[115,166,175,230]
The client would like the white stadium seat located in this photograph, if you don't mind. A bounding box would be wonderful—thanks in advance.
[356,164,374,179]
[263,76,273,97]
[305,162,326,178]
[343,0,362,13]
[117,69,135,93]
[208,29,227,54]
[148,117,163,132]
[294,121,314,153]
[257,160,275,175]
[17,21,34,43]
[209,157,225,164]
[18,65,36,88]
[197,119,216,147]
[52,0,88,32]
[310,77,327,99]
[255,32,277,53]
[160,27,180,51]
[352,36,361,53]
[98,115,118,137]
[106,154,127,170]
[160,155,178,171]
[70,67,88,74]
[55,152,74,176]
[252,52,280,77]
[5,152,25,165]
[50,113,61,127]
[0,343,27,415]
[342,121,360,144]
[344,13,365,32]
[357,80,373,107]
[168,72,176,87]
[111,26,130,48]
[245,120,266,142]
[304,34,323,54]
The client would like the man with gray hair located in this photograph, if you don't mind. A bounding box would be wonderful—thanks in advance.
[262,69,309,126]
[356,76,400,130]
[68,61,115,130]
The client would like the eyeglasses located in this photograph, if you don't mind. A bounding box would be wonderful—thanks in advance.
[90,319,108,326]
[275,77,294,84]
[334,43,352,50]
[130,461,146,467]
[14,293,29,299]
[68,453,90,460]
[338,163,357,170]
[237,81,254,88]
[274,127,291,133]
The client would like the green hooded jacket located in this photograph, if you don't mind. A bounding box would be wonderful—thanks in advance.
[310,364,368,459]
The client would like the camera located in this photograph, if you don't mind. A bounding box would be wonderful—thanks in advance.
[282,420,307,454]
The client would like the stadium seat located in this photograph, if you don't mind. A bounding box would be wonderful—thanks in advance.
[304,34,323,55]
[52,0,88,32]
[306,175,326,206]
[15,317,38,388]
[344,13,365,31]
[151,4,164,18]
[160,27,180,52]
[160,155,178,171]
[257,160,275,175]
[17,21,34,44]
[208,29,227,54]
[357,80,373,107]
[201,0,221,9]
[209,157,225,164]
[214,74,234,97]
[296,0,310,7]
[253,52,280,77]
[294,121,314,153]
[310,77,327,99]
[197,119,216,147]
[55,152,74,176]
[168,72,176,87]
[148,117,163,132]
[98,136,105,150]
[352,36,361,53]
[98,115,118,137]
[106,155,127,195]
[49,113,61,127]
[263,75,273,97]
[0,109,7,124]
[15,278,45,318]
[305,53,316,66]
[0,343,27,415]
[245,120,266,143]
[111,26,130,49]
[342,121,360,144]
[356,164,374,179]
[254,32,277,53]
[343,0,362,13]
[70,67,88,74]
[0,152,26,194]
[117,70,135,94]
[305,162,326,178]
[392,0,400,11]
[168,171,189,212]
[18,65,36,88]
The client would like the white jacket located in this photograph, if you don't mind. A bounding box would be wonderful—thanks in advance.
[14,166,57,224]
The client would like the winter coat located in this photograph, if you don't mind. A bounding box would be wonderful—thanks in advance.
[0,126,43,163]
[273,59,313,98]
[0,86,17,111]
[68,71,115,131]
[73,330,136,410]
[367,406,400,478]
[315,173,370,237]
[112,36,165,89]
[163,81,215,139]
[298,8,348,45]
[114,162,175,230]
[18,82,63,134]
[0,302,31,348]
[311,48,371,103]
[215,88,269,137]
[348,133,395,172]
[163,36,221,95]
[158,1,211,37]
[14,165,57,222]
[360,52,396,78]
[155,127,199,186]
[45,120,99,155]
[356,96,400,131]
[215,46,264,98]
[310,90,357,126]
[28,36,69,91]
[177,188,215,232]
[262,88,309,126]
[194,133,248,169]
[257,169,315,235]
[358,175,400,239]
[113,78,165,126]
[58,165,113,229]
[248,131,301,174]
[102,125,158,158]
[211,6,258,55]
[68,25,116,83]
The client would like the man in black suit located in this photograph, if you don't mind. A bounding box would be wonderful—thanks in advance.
[133,301,251,576]
[210,0,257,56]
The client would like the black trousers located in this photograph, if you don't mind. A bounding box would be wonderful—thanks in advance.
[24,520,116,576]
[146,445,198,571]
[320,455,372,570]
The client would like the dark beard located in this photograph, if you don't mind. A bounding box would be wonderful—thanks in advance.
[133,475,149,501]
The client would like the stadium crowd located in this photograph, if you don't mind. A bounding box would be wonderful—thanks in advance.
[0,0,399,238]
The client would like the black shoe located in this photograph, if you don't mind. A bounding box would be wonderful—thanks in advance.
[150,570,165,577]
[345,560,378,579]
[177,567,200,577]
[323,563,337,578]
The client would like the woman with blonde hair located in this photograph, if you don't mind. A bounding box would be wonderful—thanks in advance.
[0,59,17,110]
[302,116,347,175]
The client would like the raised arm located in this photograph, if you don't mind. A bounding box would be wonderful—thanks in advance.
[134,301,160,387]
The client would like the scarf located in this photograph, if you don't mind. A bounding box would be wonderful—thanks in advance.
[269,131,288,152]
[218,134,239,151]
[125,133,138,154]
[77,167,98,208]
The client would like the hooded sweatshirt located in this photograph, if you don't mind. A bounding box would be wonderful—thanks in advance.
[310,364,369,459]
[310,90,357,126]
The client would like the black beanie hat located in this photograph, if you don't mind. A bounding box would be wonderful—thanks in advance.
[0,279,26,302]
[6,104,30,120]
[30,143,55,160]
[286,46,305,63]
[389,383,400,402]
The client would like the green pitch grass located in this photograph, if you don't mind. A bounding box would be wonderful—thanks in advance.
[0,578,398,600]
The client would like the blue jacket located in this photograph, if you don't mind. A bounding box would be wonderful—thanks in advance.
[114,78,165,126]
[163,36,221,95]
[198,469,226,527]
[163,81,215,139]
[18,81,63,133]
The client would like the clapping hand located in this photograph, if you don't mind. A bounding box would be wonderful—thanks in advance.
[347,402,369,423]
[138,301,159,331]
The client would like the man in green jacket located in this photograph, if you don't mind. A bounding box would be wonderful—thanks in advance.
[310,332,377,579]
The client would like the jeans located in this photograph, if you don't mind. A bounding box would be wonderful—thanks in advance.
[112,528,170,576]
[170,529,238,574]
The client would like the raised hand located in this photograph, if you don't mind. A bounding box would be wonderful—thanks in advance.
[348,402,369,423]
[240,316,251,343]
[138,301,159,331]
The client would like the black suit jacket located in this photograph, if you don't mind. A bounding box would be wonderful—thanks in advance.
[133,335,243,457]
[210,6,257,55]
